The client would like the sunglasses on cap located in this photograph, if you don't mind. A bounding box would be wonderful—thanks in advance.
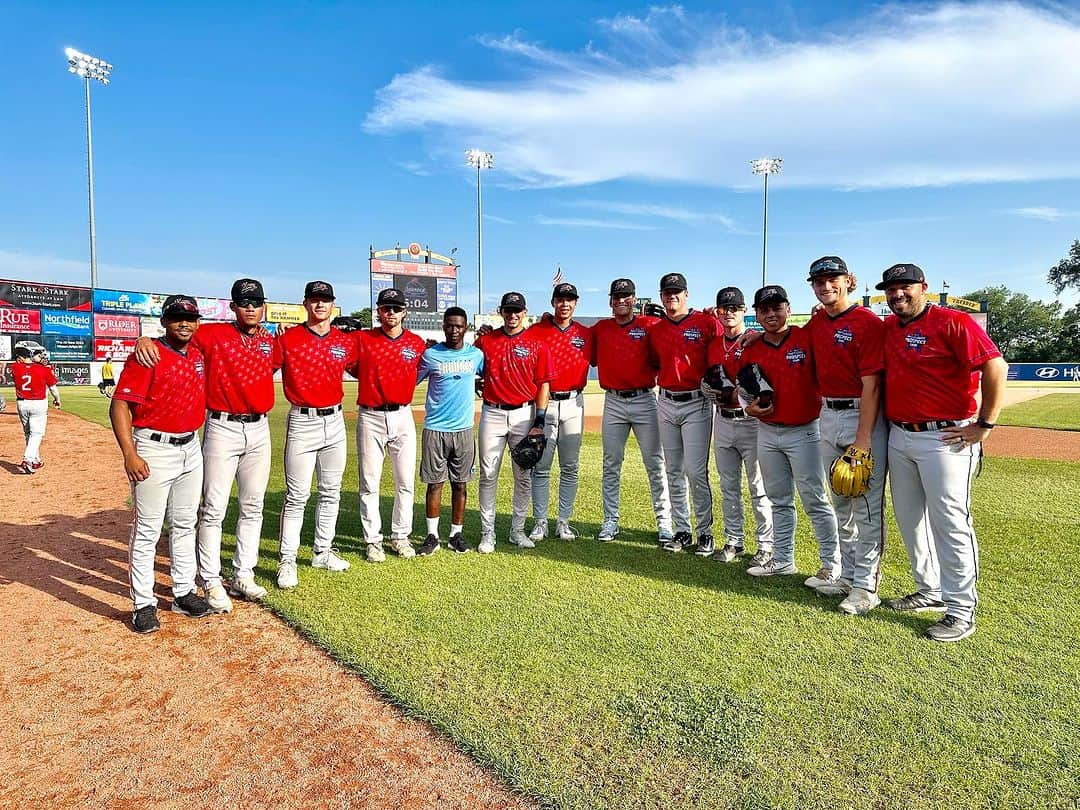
[811,258,846,274]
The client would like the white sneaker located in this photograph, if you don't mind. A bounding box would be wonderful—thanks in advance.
[804,566,838,589]
[312,548,351,571]
[229,576,267,601]
[204,583,233,614]
[839,587,881,615]
[528,521,548,542]
[277,560,298,589]
[478,533,496,554]
[555,519,577,541]
[508,530,536,549]
[365,543,386,563]
[390,538,416,559]
[718,544,744,563]
[597,519,620,542]
[747,559,797,577]
[815,580,852,597]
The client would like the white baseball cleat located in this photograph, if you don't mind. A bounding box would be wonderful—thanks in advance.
[477,533,496,554]
[508,530,535,549]
[204,583,234,614]
[803,567,838,590]
[389,538,415,559]
[528,521,548,542]
[229,576,267,601]
[815,580,853,597]
[365,543,386,563]
[747,559,797,577]
[718,544,744,563]
[597,519,619,542]
[555,520,577,541]
[838,587,881,615]
[277,560,298,589]
[313,548,351,571]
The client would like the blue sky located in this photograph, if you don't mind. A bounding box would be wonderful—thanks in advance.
[2,0,1079,316]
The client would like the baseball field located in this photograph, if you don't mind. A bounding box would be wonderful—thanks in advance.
[2,385,1078,809]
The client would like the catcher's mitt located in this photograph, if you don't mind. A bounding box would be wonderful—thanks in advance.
[701,364,736,404]
[829,445,874,498]
[736,363,774,409]
[511,432,547,470]
[643,302,665,318]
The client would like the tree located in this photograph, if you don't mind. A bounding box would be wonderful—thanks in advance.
[961,286,1061,362]
[349,308,372,328]
[1048,240,1080,294]
[1051,303,1080,362]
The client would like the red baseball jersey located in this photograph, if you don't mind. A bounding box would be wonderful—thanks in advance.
[475,327,554,406]
[192,322,277,415]
[526,318,593,392]
[592,315,660,390]
[114,341,207,433]
[737,326,821,426]
[805,305,885,398]
[647,310,718,391]
[705,332,749,406]
[352,327,427,407]
[12,362,58,400]
[883,304,1001,422]
[272,325,358,408]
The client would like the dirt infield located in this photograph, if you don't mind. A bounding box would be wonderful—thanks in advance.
[0,410,533,809]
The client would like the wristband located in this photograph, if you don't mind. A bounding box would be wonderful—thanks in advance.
[533,410,547,429]
[976,418,996,430]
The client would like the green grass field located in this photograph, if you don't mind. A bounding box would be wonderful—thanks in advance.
[23,385,1080,809]
[997,393,1080,431]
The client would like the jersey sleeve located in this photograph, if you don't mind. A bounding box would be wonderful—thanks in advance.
[114,355,154,404]
[271,332,286,372]
[473,347,485,376]
[44,368,58,387]
[857,316,885,378]
[534,343,555,385]
[416,348,434,383]
[949,312,1002,370]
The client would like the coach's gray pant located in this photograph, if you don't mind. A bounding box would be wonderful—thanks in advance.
[279,407,347,562]
[129,429,203,609]
[712,412,773,552]
[888,420,980,622]
[198,415,271,586]
[757,420,840,569]
[478,403,534,537]
[16,398,48,462]
[357,406,417,545]
[819,405,889,592]
[532,392,583,523]
[658,391,714,536]
[601,390,671,527]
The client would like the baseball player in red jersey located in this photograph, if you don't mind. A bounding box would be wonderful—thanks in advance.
[879,263,1006,642]
[803,257,888,615]
[273,281,358,589]
[11,344,62,474]
[132,278,275,610]
[110,295,212,634]
[702,286,774,565]
[738,285,840,580]
[474,291,554,552]
[523,282,593,542]
[591,278,672,543]
[350,287,428,563]
[647,272,717,554]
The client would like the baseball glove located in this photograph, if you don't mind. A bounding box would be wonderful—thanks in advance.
[331,316,363,333]
[643,302,666,318]
[736,363,774,409]
[701,364,736,404]
[829,445,874,498]
[511,432,547,470]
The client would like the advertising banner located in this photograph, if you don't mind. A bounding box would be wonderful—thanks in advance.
[263,302,339,324]
[94,313,141,339]
[1,333,44,360]
[95,338,137,362]
[40,308,93,336]
[370,258,457,279]
[140,318,165,338]
[43,334,94,361]
[0,280,92,311]
[52,362,92,386]
[197,297,234,320]
[0,308,42,334]
[1007,363,1080,382]
[0,335,9,361]
[370,259,458,315]
[93,288,170,317]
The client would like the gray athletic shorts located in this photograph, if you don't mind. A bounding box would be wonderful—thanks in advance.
[420,427,476,484]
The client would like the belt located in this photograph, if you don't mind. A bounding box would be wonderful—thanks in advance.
[660,388,702,402]
[297,404,342,416]
[484,401,529,411]
[147,431,196,446]
[361,404,403,412]
[609,388,652,399]
[719,407,747,419]
[892,419,959,432]
[823,398,860,410]
[550,389,581,401]
[209,410,266,423]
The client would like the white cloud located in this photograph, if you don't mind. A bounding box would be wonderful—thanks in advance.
[365,2,1080,190]
[533,215,658,230]
[568,200,737,229]
[1007,206,1077,221]
[483,213,516,224]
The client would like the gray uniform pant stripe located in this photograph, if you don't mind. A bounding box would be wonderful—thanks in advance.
[712,414,773,551]
[658,395,714,536]
[279,408,347,561]
[600,392,671,526]
[532,393,584,522]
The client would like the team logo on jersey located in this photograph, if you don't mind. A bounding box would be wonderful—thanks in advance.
[905,331,928,353]
[330,345,347,361]
[683,327,703,343]
[785,347,807,366]
[833,326,854,347]
[570,335,586,350]
[628,326,647,341]
[258,341,272,356]
[513,345,531,358]
[401,346,418,361]
[194,360,206,377]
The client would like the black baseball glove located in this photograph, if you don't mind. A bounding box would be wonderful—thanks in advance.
[331,316,364,333]
[736,363,774,409]
[701,364,736,404]
[643,303,665,318]
[511,432,547,470]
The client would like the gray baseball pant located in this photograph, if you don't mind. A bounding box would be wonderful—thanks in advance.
[357,407,417,545]
[712,413,773,552]
[279,407,347,562]
[819,405,889,592]
[197,415,271,586]
[478,403,534,537]
[601,391,671,527]
[658,392,714,536]
[756,420,840,569]
[888,420,980,622]
[532,393,583,523]
[16,399,48,462]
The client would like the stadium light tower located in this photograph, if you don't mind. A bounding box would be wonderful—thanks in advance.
[66,47,113,290]
[751,157,782,288]
[466,148,494,320]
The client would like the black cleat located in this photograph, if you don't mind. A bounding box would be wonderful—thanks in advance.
[132,605,160,634]
[417,534,441,557]
[663,530,693,552]
[171,591,211,618]
[694,534,715,556]
[448,533,469,553]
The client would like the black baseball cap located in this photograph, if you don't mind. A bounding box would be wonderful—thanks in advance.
[304,280,335,299]
[876,263,926,290]
[609,278,636,297]
[552,282,579,300]
[231,278,266,302]
[161,294,202,319]
[660,272,688,292]
[807,256,849,282]
[753,285,789,307]
[715,287,745,309]
[377,288,407,308]
[500,291,527,310]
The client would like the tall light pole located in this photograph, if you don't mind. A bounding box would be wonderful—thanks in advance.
[751,157,782,288]
[66,47,112,290]
[466,148,494,321]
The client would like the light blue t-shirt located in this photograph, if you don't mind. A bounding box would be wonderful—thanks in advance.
[416,343,484,432]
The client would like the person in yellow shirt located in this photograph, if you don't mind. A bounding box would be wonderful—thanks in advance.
[98,354,116,397]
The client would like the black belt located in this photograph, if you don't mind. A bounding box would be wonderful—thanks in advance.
[719,407,747,419]
[609,388,652,399]
[147,431,196,446]
[824,398,859,410]
[661,389,702,402]
[892,420,959,432]
[550,390,581,401]
[209,411,266,423]
[297,405,342,416]
[361,404,403,412]
[484,401,528,411]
